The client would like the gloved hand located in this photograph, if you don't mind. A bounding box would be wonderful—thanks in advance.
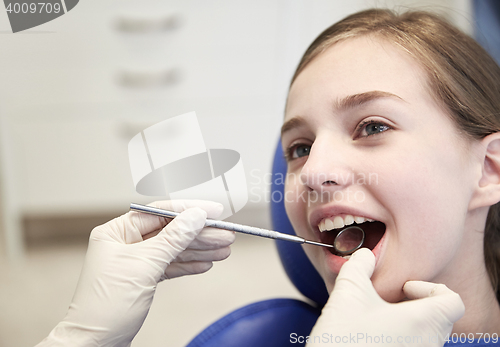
[37,200,234,347]
[307,248,465,347]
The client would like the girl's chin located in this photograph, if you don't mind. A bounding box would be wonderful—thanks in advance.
[370,257,415,303]
[372,278,407,303]
[324,273,407,303]
[325,281,337,295]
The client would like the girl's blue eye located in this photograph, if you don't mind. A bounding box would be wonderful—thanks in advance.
[286,144,311,161]
[358,121,391,137]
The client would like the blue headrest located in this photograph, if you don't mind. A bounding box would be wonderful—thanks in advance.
[186,298,321,347]
[270,141,329,307]
[474,0,500,66]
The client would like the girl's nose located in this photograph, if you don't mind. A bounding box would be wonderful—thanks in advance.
[299,140,354,192]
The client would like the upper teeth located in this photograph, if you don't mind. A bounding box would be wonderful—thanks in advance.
[318,215,374,232]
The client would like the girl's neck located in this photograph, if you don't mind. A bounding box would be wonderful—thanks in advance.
[446,209,500,335]
[452,274,500,335]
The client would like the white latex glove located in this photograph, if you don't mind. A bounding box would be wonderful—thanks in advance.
[37,200,234,347]
[307,248,465,347]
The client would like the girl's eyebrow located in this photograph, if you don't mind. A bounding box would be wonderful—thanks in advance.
[335,90,406,111]
[281,116,306,138]
[281,90,405,137]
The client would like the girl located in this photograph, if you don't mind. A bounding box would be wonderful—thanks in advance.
[281,8,500,345]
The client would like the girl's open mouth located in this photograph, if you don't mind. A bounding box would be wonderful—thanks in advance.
[318,219,386,256]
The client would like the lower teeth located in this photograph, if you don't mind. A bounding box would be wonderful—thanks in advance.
[342,255,351,260]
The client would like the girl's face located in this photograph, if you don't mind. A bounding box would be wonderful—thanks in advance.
[282,36,481,302]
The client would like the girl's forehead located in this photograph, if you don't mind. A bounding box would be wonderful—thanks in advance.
[285,36,430,117]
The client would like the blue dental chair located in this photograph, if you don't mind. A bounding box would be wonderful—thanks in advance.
[186,142,328,347]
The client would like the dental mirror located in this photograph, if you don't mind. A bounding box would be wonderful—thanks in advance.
[333,226,365,255]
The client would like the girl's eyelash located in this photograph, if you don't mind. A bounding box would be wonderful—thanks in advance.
[283,143,306,162]
[355,119,391,137]
[356,119,377,132]
[283,144,295,162]
[283,151,290,162]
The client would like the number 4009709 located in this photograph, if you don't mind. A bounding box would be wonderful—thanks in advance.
[6,2,62,14]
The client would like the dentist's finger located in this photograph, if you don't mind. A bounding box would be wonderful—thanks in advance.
[403,281,465,323]
[172,247,232,262]
[186,228,236,250]
[403,281,451,299]
[145,207,207,267]
[163,261,214,279]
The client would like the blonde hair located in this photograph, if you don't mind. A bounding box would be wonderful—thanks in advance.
[291,9,500,301]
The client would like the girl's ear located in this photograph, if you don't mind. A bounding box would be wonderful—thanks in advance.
[470,133,500,210]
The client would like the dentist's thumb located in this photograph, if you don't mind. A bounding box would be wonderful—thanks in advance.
[333,248,377,294]
[321,248,384,316]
